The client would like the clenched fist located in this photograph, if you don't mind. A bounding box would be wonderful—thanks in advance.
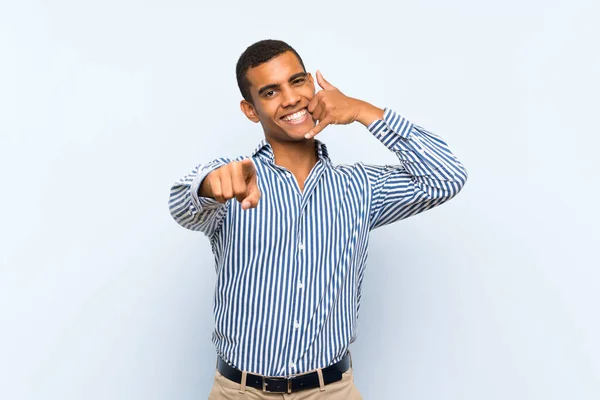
[199,158,261,210]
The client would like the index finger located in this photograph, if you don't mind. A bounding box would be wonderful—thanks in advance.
[307,95,320,114]
[304,118,331,139]
[240,158,256,178]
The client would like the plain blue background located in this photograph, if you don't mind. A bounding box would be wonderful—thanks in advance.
[1,0,599,398]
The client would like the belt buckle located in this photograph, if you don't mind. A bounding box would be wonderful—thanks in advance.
[262,376,292,393]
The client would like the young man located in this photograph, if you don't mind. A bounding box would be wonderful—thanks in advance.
[169,39,468,399]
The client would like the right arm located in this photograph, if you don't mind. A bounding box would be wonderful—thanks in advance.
[168,158,232,236]
[168,157,261,236]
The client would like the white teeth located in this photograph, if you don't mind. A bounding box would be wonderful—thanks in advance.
[282,109,307,121]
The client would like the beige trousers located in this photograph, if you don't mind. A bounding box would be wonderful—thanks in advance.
[207,369,363,399]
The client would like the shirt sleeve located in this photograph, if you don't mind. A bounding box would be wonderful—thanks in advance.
[365,108,468,230]
[168,157,232,236]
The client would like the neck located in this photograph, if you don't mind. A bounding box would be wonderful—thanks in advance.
[270,138,318,171]
[268,138,319,190]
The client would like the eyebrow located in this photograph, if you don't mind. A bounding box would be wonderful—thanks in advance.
[257,72,308,97]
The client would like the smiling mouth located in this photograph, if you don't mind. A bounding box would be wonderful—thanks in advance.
[281,108,309,124]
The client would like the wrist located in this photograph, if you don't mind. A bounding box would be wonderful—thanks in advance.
[355,100,384,127]
[198,170,218,199]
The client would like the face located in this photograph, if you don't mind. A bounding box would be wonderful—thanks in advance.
[240,51,316,143]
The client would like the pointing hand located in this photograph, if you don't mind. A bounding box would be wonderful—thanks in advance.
[199,158,261,210]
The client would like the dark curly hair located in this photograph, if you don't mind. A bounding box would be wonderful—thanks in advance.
[236,39,306,103]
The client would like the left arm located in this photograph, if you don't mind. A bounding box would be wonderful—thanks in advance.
[363,108,467,229]
[305,71,468,229]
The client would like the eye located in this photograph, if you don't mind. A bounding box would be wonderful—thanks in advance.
[293,78,306,85]
[264,90,276,98]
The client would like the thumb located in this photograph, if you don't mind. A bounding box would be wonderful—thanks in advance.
[316,70,335,90]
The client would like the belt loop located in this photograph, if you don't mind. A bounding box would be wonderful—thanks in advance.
[349,351,353,368]
[316,368,326,392]
[238,371,247,394]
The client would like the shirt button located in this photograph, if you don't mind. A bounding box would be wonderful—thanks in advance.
[299,242,305,251]
[294,321,300,329]
[290,362,296,369]
[298,281,304,289]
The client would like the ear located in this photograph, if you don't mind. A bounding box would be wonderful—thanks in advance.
[240,100,260,123]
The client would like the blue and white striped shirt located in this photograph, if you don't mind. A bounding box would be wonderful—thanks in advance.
[169,108,467,377]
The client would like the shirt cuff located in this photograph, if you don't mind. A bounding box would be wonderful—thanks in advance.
[367,108,414,150]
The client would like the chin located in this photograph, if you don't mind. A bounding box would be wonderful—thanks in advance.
[267,129,309,144]
[281,132,310,142]
[279,122,315,139]
[285,127,313,142]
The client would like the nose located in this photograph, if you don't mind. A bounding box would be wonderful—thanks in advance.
[281,86,300,108]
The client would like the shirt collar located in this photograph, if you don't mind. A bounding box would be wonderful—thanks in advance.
[252,139,331,165]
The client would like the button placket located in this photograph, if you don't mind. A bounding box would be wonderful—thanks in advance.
[289,212,308,374]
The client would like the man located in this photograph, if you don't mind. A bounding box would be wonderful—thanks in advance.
[169,39,467,399]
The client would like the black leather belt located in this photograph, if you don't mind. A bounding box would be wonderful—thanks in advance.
[216,353,351,393]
